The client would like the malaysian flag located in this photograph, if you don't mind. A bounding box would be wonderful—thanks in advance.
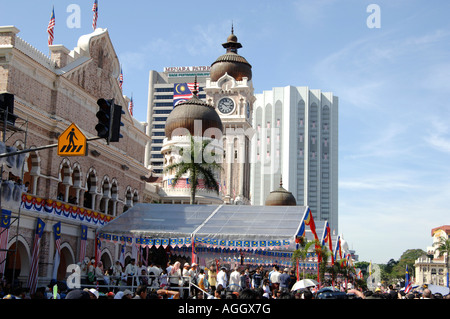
[0,210,12,275]
[92,0,98,30]
[119,67,123,89]
[47,7,55,46]
[79,225,88,263]
[52,222,62,280]
[173,83,197,106]
[129,96,133,116]
[405,265,412,293]
[27,218,46,295]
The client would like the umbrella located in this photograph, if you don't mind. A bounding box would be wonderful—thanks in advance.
[424,284,449,295]
[291,279,319,291]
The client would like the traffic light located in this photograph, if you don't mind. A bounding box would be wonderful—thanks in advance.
[95,98,113,142]
[110,103,125,142]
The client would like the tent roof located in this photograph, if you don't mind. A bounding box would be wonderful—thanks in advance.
[98,203,322,243]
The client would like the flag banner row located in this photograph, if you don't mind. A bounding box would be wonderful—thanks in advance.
[21,194,113,226]
[170,246,318,269]
[98,232,295,251]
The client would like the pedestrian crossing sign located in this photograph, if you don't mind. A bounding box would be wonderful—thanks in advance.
[58,123,87,156]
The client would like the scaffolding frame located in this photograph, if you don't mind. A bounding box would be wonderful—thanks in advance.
[0,105,29,288]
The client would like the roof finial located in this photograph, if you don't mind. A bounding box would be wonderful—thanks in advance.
[280,175,283,188]
[192,75,198,96]
[231,21,234,34]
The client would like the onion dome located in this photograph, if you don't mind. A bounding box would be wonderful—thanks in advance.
[265,178,297,206]
[210,26,252,82]
[165,80,223,138]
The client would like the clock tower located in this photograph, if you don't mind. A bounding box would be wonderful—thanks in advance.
[204,27,255,204]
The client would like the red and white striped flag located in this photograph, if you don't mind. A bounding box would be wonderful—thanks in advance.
[119,67,123,89]
[47,7,55,45]
[27,218,46,294]
[94,235,101,267]
[0,210,12,275]
[129,96,133,116]
[52,222,61,280]
[79,225,88,263]
[92,0,98,30]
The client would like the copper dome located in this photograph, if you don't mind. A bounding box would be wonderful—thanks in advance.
[265,179,297,206]
[165,89,223,138]
[210,29,252,82]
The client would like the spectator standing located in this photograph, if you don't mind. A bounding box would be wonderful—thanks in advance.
[217,266,228,289]
[229,267,241,292]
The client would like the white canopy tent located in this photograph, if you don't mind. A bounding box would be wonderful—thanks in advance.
[98,204,327,245]
[97,203,331,267]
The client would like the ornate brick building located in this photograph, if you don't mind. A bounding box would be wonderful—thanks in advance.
[0,25,157,288]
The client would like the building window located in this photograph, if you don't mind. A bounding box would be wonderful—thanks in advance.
[154,95,173,99]
[156,88,173,92]
[154,109,172,114]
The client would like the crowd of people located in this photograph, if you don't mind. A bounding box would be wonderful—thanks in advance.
[1,258,449,300]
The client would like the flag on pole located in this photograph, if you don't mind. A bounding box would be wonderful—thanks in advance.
[27,218,46,294]
[52,222,62,280]
[79,225,88,263]
[173,83,196,106]
[92,0,98,30]
[334,235,341,261]
[191,236,196,264]
[0,210,12,275]
[94,234,101,267]
[47,6,55,45]
[119,245,125,268]
[303,208,318,241]
[129,96,134,116]
[119,67,123,90]
[321,221,334,265]
[405,265,412,293]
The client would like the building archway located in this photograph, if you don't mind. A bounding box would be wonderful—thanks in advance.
[84,168,97,210]
[4,236,31,284]
[56,243,76,281]
[57,158,72,202]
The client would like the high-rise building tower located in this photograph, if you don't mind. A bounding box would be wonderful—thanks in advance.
[203,29,254,204]
[250,86,339,234]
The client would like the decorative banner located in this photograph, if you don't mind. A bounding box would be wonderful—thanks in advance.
[22,194,113,226]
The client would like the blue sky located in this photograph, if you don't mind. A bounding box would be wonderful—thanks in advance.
[2,0,450,264]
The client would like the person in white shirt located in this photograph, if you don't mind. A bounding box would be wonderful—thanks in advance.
[270,265,281,292]
[147,262,161,287]
[125,258,138,286]
[216,267,228,289]
[229,267,241,292]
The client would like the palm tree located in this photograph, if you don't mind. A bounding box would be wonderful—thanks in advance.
[292,237,319,280]
[315,242,331,284]
[433,236,450,285]
[164,135,222,204]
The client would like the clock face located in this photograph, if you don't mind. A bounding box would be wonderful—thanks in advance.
[217,97,235,114]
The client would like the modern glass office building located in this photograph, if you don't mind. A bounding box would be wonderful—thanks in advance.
[145,66,210,174]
